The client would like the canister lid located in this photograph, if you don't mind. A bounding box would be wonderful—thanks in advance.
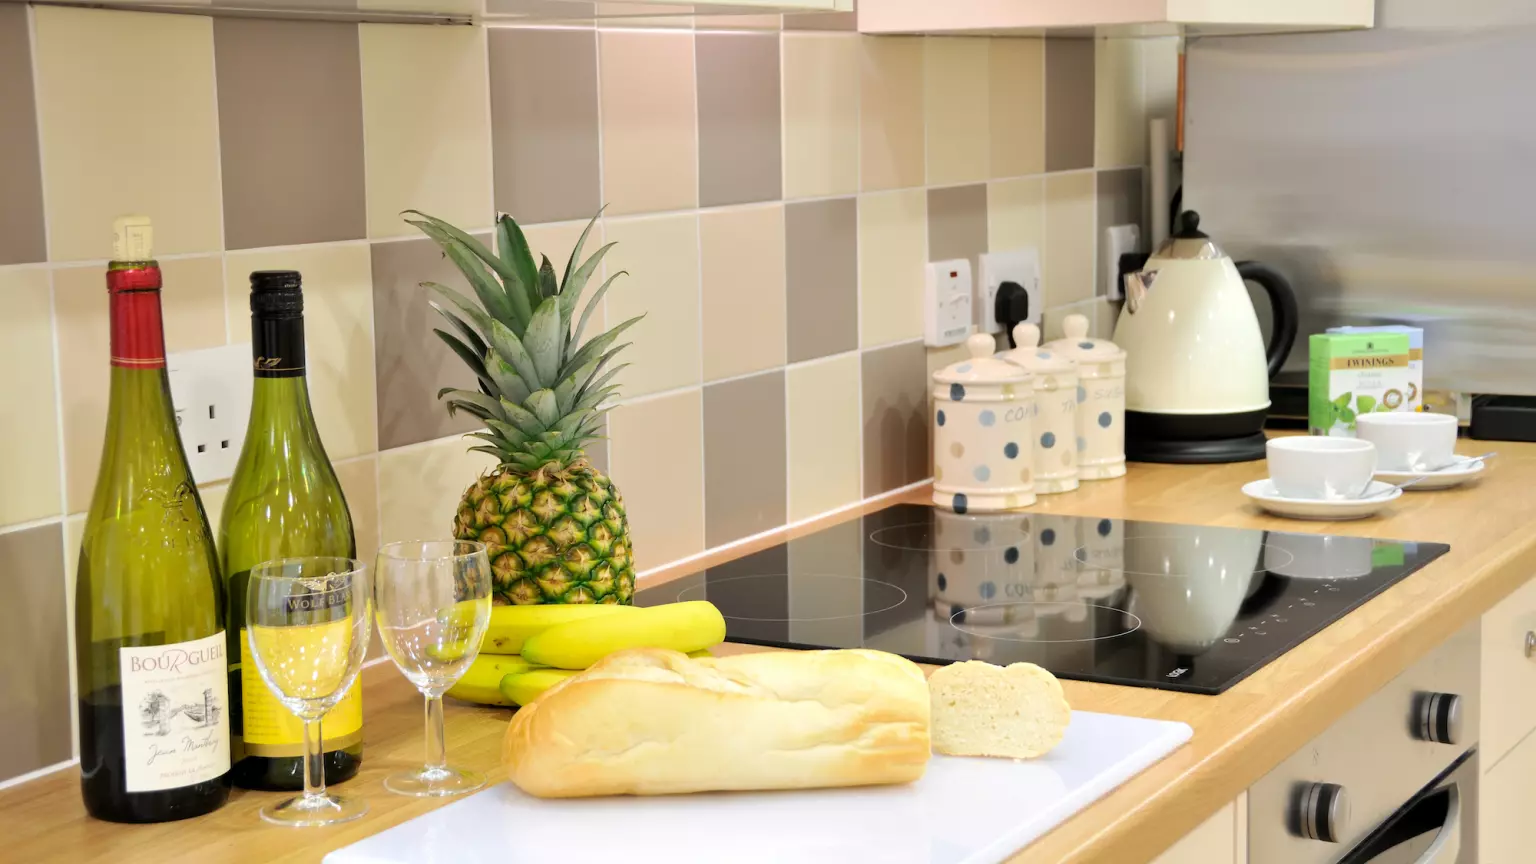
[1000,323,1076,374]
[1043,314,1124,362]
[933,333,1033,385]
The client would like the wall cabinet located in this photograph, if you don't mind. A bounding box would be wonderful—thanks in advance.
[857,0,1373,36]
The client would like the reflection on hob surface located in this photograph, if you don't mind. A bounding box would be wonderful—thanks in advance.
[636,504,1449,694]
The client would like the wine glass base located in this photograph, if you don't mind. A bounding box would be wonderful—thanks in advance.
[260,792,369,827]
[384,765,486,798]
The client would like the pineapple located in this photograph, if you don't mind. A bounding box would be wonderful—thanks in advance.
[406,208,639,605]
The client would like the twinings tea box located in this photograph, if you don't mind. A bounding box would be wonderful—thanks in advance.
[1309,332,1412,436]
[1326,325,1424,411]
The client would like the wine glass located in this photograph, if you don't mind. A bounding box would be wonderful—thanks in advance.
[374,540,492,797]
[245,557,372,826]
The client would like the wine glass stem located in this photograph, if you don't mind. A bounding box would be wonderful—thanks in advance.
[303,717,326,802]
[425,694,447,772]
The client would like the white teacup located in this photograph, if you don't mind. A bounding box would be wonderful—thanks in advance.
[1266,437,1377,500]
[1356,412,1458,472]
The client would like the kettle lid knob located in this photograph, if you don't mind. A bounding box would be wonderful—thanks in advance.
[1062,314,1090,340]
[1173,210,1209,239]
[1011,322,1042,349]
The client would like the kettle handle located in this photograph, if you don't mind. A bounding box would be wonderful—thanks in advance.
[1236,261,1299,379]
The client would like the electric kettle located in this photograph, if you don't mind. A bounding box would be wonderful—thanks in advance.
[1113,211,1298,463]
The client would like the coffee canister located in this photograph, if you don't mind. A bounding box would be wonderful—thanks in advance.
[932,333,1037,513]
[1045,313,1127,480]
[1000,323,1080,494]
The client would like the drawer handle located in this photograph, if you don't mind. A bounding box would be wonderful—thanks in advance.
[1526,631,1535,658]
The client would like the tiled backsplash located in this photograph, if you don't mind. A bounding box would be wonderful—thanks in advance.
[0,4,1173,783]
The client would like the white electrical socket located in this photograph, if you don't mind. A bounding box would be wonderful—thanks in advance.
[977,248,1042,334]
[1102,224,1142,300]
[924,259,973,347]
[167,343,254,485]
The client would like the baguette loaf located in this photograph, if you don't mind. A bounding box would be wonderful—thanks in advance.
[928,660,1070,758]
[503,647,931,798]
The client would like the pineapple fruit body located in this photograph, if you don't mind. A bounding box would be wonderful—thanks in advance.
[456,463,635,605]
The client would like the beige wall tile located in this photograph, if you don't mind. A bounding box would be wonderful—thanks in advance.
[701,205,786,381]
[1144,37,1181,152]
[198,481,229,535]
[608,389,704,572]
[0,522,71,782]
[378,437,496,544]
[1045,171,1097,309]
[861,341,929,495]
[0,269,62,526]
[783,33,859,200]
[225,243,377,460]
[696,13,779,29]
[599,31,698,216]
[1096,37,1146,169]
[990,38,1045,178]
[925,37,990,186]
[597,3,691,27]
[334,456,380,559]
[787,354,861,521]
[988,176,1045,254]
[57,257,228,513]
[33,7,222,261]
[360,24,492,239]
[602,214,701,398]
[859,189,927,347]
[860,36,925,191]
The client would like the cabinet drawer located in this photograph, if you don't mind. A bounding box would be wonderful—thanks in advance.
[1481,575,1536,767]
[1480,722,1536,862]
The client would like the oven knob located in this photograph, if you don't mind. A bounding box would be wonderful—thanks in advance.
[1416,692,1463,745]
[1296,782,1349,843]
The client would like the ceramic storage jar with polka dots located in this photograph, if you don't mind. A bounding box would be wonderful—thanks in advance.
[1045,313,1127,480]
[931,333,1036,513]
[1000,323,1080,494]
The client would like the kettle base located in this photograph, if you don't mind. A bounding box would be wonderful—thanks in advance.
[1125,409,1269,463]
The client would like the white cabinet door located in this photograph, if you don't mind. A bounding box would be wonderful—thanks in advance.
[1152,795,1246,864]
[1481,575,1536,767]
[1481,726,1536,862]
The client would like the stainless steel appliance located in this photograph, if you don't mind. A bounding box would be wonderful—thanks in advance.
[637,503,1449,695]
[1248,622,1478,862]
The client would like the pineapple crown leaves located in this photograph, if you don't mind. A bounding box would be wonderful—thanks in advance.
[404,206,642,472]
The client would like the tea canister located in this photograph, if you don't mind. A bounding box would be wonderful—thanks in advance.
[1000,323,1080,494]
[1045,313,1127,480]
[932,333,1037,513]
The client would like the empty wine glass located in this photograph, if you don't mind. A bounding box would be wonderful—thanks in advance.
[374,540,492,797]
[245,557,371,826]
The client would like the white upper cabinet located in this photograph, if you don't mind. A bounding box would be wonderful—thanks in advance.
[857,0,1373,36]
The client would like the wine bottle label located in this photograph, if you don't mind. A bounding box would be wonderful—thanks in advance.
[252,316,305,378]
[238,627,363,756]
[118,631,230,793]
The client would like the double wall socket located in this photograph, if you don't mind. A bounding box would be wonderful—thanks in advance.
[978,248,1043,335]
[166,343,253,485]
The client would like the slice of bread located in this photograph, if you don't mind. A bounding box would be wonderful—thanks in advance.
[928,660,1071,759]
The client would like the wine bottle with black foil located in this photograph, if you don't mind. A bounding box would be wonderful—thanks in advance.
[219,270,363,790]
[76,216,231,823]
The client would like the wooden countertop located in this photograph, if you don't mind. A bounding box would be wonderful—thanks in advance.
[7,440,1536,864]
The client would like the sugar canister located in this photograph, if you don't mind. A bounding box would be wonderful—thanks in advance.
[1044,313,1127,480]
[1000,323,1080,494]
[932,333,1036,513]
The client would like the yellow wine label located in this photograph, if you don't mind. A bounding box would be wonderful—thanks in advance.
[238,627,362,757]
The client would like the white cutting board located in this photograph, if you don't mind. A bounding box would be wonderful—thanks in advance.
[326,711,1191,864]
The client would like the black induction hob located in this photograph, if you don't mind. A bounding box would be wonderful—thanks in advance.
[635,503,1449,694]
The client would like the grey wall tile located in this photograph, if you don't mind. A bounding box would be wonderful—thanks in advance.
[0,522,70,781]
[0,6,47,266]
[585,414,609,475]
[214,19,366,250]
[1097,167,1143,296]
[928,183,989,276]
[786,197,857,362]
[704,370,787,547]
[372,236,488,450]
[696,32,782,207]
[1045,38,1096,172]
[490,28,602,225]
[862,341,929,495]
[784,11,856,30]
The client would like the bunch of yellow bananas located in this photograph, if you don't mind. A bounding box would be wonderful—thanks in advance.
[445,601,726,707]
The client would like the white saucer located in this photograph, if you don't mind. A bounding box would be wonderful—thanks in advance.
[1374,456,1487,490]
[1241,479,1402,521]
